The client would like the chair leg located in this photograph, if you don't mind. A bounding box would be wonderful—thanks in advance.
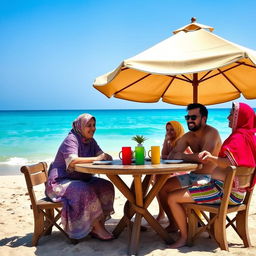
[214,217,229,251]
[44,209,54,235]
[187,208,198,246]
[209,213,215,239]
[236,211,251,247]
[32,211,44,246]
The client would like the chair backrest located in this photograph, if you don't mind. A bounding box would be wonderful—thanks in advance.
[235,166,256,189]
[219,166,255,215]
[20,162,48,210]
[236,167,256,206]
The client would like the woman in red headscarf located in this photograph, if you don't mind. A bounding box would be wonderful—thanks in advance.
[165,102,256,249]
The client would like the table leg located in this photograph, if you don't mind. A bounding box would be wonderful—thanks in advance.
[107,174,135,203]
[143,209,173,244]
[143,174,173,244]
[144,174,170,208]
[128,174,143,256]
[108,173,169,255]
[107,174,136,237]
[110,174,151,238]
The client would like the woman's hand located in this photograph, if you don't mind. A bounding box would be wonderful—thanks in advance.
[198,150,212,163]
[96,153,113,161]
[103,153,113,161]
[165,134,171,143]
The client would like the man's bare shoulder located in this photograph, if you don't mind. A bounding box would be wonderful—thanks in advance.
[181,131,193,139]
[183,125,221,143]
[182,125,220,140]
[205,125,221,136]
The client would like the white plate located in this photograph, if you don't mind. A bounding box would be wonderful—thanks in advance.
[163,159,183,164]
[92,160,113,165]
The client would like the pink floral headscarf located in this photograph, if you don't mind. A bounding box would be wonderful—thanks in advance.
[72,113,95,137]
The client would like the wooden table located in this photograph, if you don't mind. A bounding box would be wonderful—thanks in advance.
[75,160,200,256]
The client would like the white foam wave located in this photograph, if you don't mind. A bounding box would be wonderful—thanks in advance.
[2,157,29,165]
[0,157,53,166]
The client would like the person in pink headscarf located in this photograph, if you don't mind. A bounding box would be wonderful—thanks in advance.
[165,102,256,249]
[46,113,114,242]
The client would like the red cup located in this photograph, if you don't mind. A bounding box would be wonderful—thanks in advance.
[119,147,132,165]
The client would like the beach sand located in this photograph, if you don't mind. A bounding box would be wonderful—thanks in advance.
[0,174,256,256]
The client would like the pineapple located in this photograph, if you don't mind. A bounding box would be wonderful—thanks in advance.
[131,135,148,147]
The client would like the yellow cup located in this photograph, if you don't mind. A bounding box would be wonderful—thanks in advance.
[148,146,160,164]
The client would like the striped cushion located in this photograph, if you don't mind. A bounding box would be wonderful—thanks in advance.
[188,179,245,205]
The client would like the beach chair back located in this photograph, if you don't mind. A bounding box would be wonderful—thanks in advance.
[183,166,256,251]
[20,162,69,246]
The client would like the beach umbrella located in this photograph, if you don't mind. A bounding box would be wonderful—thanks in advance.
[93,18,256,106]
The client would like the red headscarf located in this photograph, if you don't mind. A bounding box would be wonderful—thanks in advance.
[219,102,256,190]
[219,102,256,167]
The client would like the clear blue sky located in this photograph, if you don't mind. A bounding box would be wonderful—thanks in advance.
[1,0,256,110]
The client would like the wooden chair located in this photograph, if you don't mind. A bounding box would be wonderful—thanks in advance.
[183,166,256,251]
[21,162,69,246]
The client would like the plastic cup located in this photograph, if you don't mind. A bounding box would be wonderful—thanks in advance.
[135,146,145,165]
[119,147,132,165]
[148,146,160,164]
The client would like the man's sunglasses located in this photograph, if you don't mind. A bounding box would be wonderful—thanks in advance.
[185,115,198,121]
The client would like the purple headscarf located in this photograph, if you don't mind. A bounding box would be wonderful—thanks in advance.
[72,113,96,137]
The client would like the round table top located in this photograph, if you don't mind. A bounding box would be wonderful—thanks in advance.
[75,159,200,175]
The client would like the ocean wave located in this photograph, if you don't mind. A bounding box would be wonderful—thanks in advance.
[0,157,53,165]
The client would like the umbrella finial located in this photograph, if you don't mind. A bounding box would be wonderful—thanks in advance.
[173,18,214,34]
[191,17,196,23]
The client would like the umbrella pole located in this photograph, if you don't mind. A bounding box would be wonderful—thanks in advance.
[192,73,198,103]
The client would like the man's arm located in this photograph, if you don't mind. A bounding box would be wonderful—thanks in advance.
[167,135,190,159]
[195,129,222,173]
[199,150,231,168]
[199,128,222,156]
[169,127,222,173]
[169,147,199,162]
[167,133,200,161]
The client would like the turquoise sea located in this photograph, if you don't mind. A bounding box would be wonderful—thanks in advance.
[0,109,233,175]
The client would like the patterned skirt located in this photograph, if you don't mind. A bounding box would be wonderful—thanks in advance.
[188,179,245,205]
[46,176,114,239]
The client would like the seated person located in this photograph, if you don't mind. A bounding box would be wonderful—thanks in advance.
[161,120,189,159]
[155,120,189,221]
[166,102,256,248]
[45,113,114,242]
[158,103,222,231]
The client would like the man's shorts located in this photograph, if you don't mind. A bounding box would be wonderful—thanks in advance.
[177,172,211,188]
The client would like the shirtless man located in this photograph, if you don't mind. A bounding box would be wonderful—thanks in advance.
[158,103,222,231]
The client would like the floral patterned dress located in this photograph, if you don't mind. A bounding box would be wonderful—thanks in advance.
[45,130,114,239]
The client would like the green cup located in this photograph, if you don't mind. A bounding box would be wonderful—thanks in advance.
[135,146,145,165]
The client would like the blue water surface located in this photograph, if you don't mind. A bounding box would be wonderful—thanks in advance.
[0,108,231,168]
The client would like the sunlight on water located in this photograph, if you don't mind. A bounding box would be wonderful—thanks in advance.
[0,108,244,173]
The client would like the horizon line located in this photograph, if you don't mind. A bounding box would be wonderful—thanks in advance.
[0,107,241,111]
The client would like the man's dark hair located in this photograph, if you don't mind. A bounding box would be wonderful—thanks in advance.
[187,103,208,119]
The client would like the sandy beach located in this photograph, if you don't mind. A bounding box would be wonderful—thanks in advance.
[0,173,256,256]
